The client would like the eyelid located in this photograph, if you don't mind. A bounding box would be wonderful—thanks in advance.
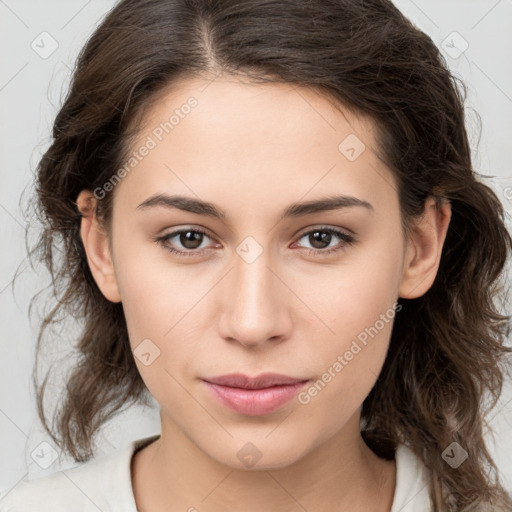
[156,225,217,241]
[294,223,355,238]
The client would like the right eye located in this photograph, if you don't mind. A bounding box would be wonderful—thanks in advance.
[155,228,220,256]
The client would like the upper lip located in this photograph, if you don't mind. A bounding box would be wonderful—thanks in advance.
[203,373,309,389]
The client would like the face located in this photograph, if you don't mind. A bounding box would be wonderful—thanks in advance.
[79,76,449,470]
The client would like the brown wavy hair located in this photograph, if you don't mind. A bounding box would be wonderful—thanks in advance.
[24,0,512,510]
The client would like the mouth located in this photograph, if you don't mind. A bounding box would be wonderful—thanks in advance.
[201,373,310,415]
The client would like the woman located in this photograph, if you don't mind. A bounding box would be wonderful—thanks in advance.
[1,0,511,510]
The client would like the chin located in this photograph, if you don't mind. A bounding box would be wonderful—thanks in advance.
[201,434,310,471]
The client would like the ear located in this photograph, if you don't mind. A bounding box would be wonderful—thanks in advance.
[399,196,452,299]
[76,190,121,303]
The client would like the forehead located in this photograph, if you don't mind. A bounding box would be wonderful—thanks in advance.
[113,76,399,218]
[134,76,377,154]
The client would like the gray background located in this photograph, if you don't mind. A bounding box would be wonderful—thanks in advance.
[1,0,511,495]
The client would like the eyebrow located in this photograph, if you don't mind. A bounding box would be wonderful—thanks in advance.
[136,193,374,220]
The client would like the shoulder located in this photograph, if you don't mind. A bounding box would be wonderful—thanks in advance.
[0,434,160,512]
[390,443,432,512]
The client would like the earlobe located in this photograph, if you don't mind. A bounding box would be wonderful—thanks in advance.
[398,197,452,299]
[76,190,121,303]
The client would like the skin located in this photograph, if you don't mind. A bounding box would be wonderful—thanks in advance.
[76,76,451,512]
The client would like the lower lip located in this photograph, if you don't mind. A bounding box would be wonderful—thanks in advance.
[202,380,309,415]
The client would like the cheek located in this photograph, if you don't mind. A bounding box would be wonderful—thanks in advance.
[109,239,192,394]
[118,262,198,408]
[299,235,403,414]
[112,229,200,342]
[309,229,403,347]
[297,303,397,438]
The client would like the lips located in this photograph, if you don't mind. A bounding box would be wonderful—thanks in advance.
[201,373,310,415]
[203,372,309,389]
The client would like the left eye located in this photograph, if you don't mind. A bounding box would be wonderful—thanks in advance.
[293,227,355,255]
[155,226,355,257]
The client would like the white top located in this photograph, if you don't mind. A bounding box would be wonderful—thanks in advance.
[0,434,432,511]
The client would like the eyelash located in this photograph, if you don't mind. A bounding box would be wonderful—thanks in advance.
[154,226,356,258]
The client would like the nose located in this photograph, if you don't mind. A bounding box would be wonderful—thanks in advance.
[218,248,292,350]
